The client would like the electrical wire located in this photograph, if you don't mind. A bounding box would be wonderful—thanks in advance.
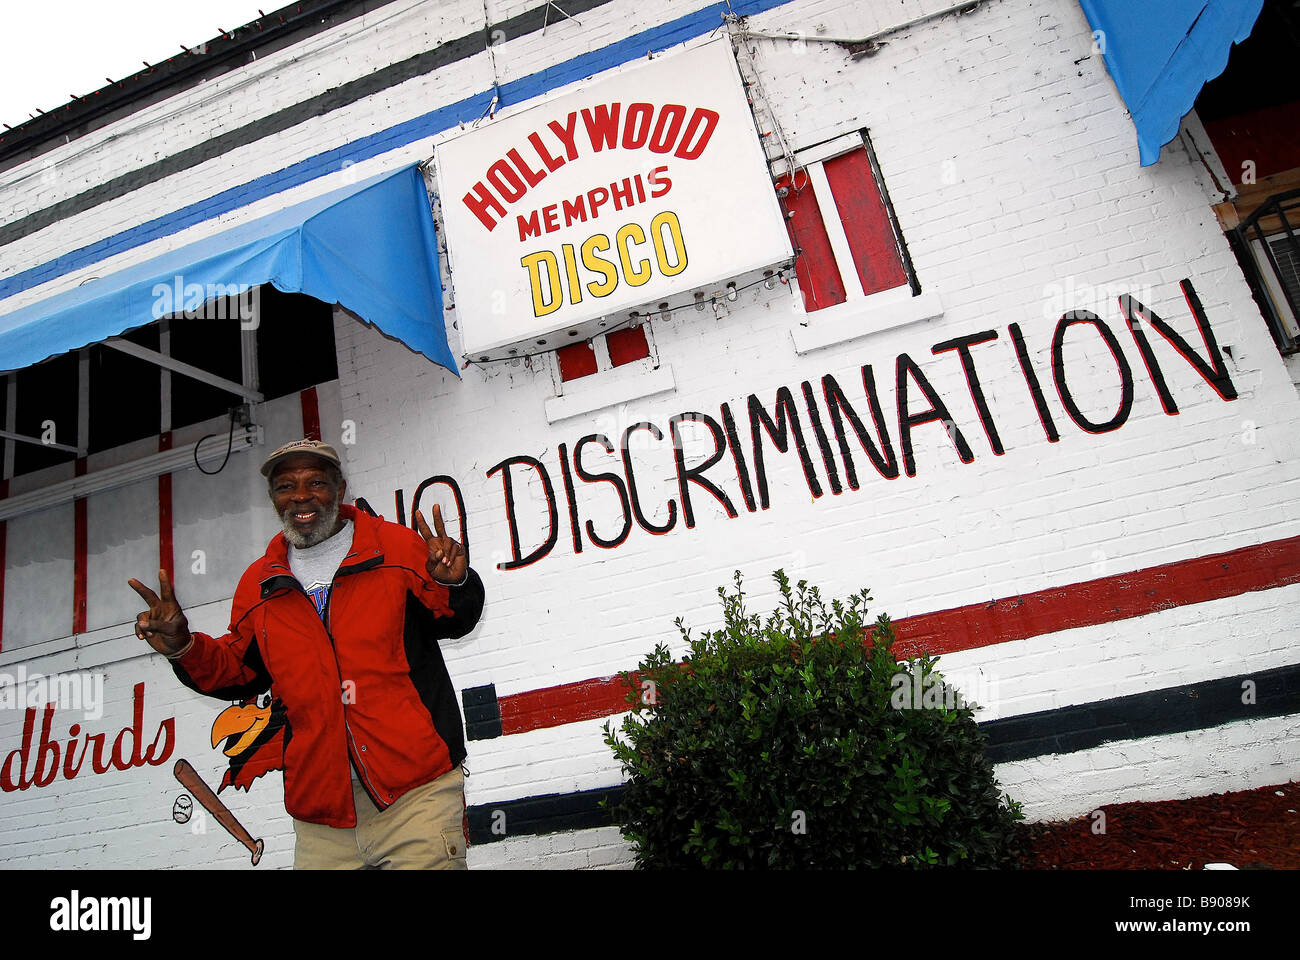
[193,409,238,475]
[727,15,799,187]
[475,0,503,126]
[461,267,793,367]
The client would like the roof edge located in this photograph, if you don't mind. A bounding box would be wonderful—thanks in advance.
[0,0,409,173]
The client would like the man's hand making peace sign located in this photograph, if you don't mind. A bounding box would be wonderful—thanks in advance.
[127,569,192,658]
[414,503,468,586]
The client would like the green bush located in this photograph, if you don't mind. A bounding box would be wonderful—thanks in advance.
[602,571,1024,868]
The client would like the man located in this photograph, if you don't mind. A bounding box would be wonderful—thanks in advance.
[129,438,483,869]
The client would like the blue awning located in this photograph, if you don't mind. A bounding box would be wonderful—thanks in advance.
[0,164,457,375]
[1079,0,1264,165]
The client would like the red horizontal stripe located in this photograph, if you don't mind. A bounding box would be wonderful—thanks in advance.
[500,675,640,737]
[496,535,1300,736]
[891,535,1300,658]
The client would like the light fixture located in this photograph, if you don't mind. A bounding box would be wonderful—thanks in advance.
[0,425,263,523]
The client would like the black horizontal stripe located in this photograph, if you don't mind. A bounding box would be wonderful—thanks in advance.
[982,661,1300,763]
[467,785,622,845]
[466,663,1300,844]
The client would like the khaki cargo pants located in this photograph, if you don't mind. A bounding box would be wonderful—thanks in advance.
[292,767,469,869]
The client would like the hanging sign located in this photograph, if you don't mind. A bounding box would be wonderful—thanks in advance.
[434,38,793,360]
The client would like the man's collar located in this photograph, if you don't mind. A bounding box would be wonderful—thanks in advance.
[338,504,385,560]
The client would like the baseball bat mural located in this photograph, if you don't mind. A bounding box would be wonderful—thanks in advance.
[174,759,264,866]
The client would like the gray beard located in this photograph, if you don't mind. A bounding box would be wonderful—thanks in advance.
[280,497,341,549]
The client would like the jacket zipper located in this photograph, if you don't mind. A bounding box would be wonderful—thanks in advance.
[321,552,387,810]
[264,550,389,813]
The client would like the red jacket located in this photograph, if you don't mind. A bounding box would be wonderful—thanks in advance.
[171,505,483,827]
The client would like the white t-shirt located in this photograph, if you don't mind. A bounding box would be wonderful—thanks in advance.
[287,519,355,620]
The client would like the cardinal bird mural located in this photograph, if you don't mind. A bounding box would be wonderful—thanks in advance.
[166,696,287,865]
[211,694,291,792]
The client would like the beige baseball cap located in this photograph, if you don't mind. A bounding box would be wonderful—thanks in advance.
[260,438,342,478]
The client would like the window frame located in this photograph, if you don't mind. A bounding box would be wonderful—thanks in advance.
[786,131,918,305]
[554,322,659,386]
[779,129,944,353]
[542,320,676,425]
[1248,232,1300,342]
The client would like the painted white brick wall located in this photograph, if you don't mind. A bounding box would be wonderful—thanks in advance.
[469,824,633,869]
[1,0,1298,869]
[998,715,1300,822]
[332,0,1300,865]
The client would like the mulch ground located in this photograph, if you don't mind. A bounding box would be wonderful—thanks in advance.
[1015,780,1300,869]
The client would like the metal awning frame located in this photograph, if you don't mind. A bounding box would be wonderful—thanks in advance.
[0,298,264,495]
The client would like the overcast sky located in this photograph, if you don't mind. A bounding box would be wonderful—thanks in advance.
[0,0,268,131]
